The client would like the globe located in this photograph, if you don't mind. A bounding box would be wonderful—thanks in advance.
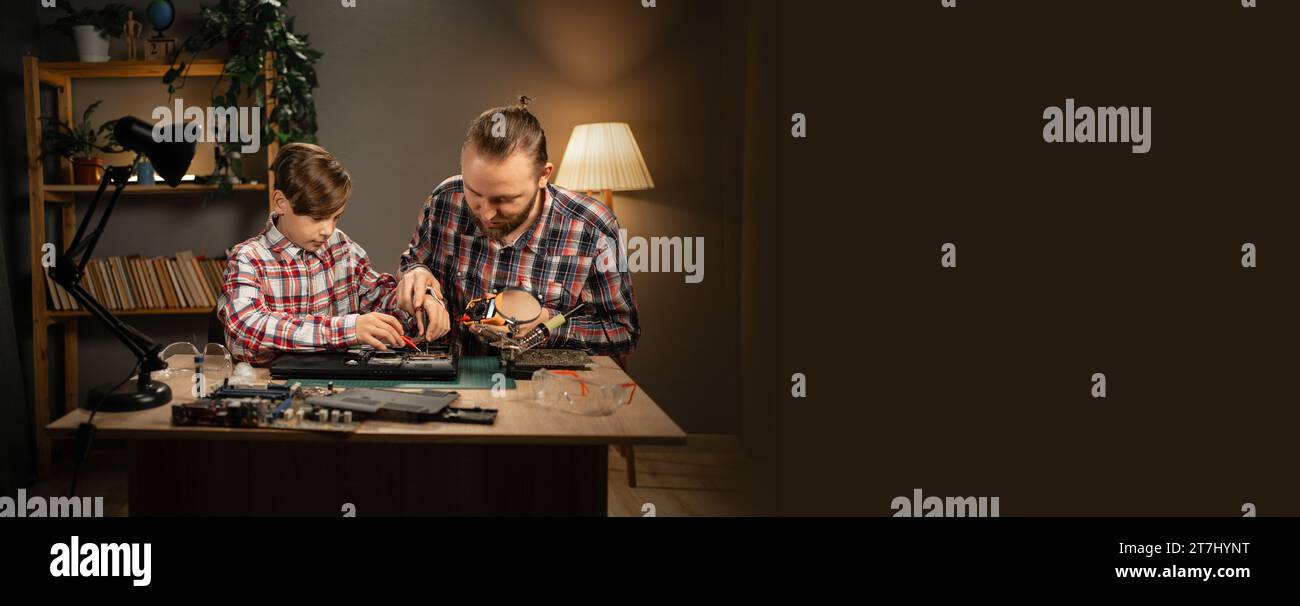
[146,0,176,33]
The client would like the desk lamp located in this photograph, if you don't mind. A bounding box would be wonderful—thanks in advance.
[49,116,196,412]
[553,122,654,213]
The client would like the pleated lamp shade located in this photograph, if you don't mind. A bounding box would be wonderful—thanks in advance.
[554,123,654,211]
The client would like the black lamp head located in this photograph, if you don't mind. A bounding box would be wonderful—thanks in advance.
[113,116,196,188]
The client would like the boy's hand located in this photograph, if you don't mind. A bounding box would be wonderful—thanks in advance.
[356,312,405,350]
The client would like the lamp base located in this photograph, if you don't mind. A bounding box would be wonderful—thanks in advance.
[86,378,172,412]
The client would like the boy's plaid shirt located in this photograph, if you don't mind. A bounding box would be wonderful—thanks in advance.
[217,213,409,364]
[399,177,639,355]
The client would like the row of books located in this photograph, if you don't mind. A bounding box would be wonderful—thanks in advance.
[45,251,229,312]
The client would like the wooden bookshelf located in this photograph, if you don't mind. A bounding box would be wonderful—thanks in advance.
[22,55,280,478]
[36,59,227,84]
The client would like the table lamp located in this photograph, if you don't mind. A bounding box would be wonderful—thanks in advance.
[553,122,654,213]
[50,116,196,411]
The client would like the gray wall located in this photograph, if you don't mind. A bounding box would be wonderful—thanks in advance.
[30,0,747,434]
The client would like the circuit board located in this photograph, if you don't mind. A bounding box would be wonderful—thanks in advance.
[511,349,592,370]
[171,381,359,433]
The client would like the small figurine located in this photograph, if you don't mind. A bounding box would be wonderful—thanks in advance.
[123,10,144,61]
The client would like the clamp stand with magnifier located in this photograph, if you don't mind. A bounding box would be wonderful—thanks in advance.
[460,286,585,376]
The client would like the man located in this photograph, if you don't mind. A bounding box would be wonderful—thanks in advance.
[396,97,639,357]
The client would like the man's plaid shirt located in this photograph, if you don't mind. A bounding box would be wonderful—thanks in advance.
[399,177,639,355]
[218,213,409,364]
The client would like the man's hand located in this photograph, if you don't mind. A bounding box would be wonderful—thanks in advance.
[416,295,451,342]
[398,267,452,341]
[356,312,404,350]
[396,267,441,316]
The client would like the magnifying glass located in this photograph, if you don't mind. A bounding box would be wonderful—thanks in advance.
[492,287,542,326]
[461,286,542,334]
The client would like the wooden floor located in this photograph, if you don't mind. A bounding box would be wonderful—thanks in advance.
[608,436,751,516]
[29,436,751,517]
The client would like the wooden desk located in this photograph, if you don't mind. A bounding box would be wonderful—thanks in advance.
[48,355,686,516]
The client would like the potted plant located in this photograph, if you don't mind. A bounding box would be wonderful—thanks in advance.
[41,101,124,185]
[164,0,322,191]
[47,2,132,62]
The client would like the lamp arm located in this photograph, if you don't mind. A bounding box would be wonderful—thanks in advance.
[67,162,135,270]
[49,161,169,391]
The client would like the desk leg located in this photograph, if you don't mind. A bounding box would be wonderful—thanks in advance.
[620,444,637,487]
[128,440,608,516]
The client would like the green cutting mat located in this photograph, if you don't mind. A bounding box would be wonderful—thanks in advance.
[284,356,516,390]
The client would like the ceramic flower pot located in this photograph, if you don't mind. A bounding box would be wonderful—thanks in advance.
[73,157,104,185]
[72,25,111,62]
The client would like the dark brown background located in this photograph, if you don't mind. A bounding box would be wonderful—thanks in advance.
[749,0,1300,515]
[2,0,1295,514]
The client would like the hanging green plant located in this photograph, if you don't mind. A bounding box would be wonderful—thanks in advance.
[162,0,322,191]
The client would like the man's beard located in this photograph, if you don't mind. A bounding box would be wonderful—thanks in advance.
[476,188,540,239]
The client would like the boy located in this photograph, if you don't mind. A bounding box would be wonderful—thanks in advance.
[218,143,447,364]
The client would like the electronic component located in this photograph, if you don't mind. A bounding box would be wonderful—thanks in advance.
[367,351,403,366]
[512,349,591,370]
[305,387,497,425]
[171,380,358,433]
[270,342,459,380]
[504,348,593,379]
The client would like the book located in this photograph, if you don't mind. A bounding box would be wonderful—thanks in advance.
[81,264,98,306]
[150,259,163,308]
[96,260,114,310]
[44,270,65,310]
[196,254,216,307]
[179,253,202,307]
[105,258,119,309]
[128,257,148,309]
[198,258,217,297]
[101,260,119,310]
[203,258,223,300]
[87,260,102,309]
[135,257,154,308]
[143,257,160,309]
[112,257,134,309]
[52,254,230,313]
[155,258,177,308]
[125,257,140,309]
[185,253,210,307]
[164,258,186,307]
[120,257,137,309]
[146,258,167,309]
[177,251,211,308]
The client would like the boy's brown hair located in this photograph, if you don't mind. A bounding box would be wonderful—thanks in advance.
[272,142,352,219]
